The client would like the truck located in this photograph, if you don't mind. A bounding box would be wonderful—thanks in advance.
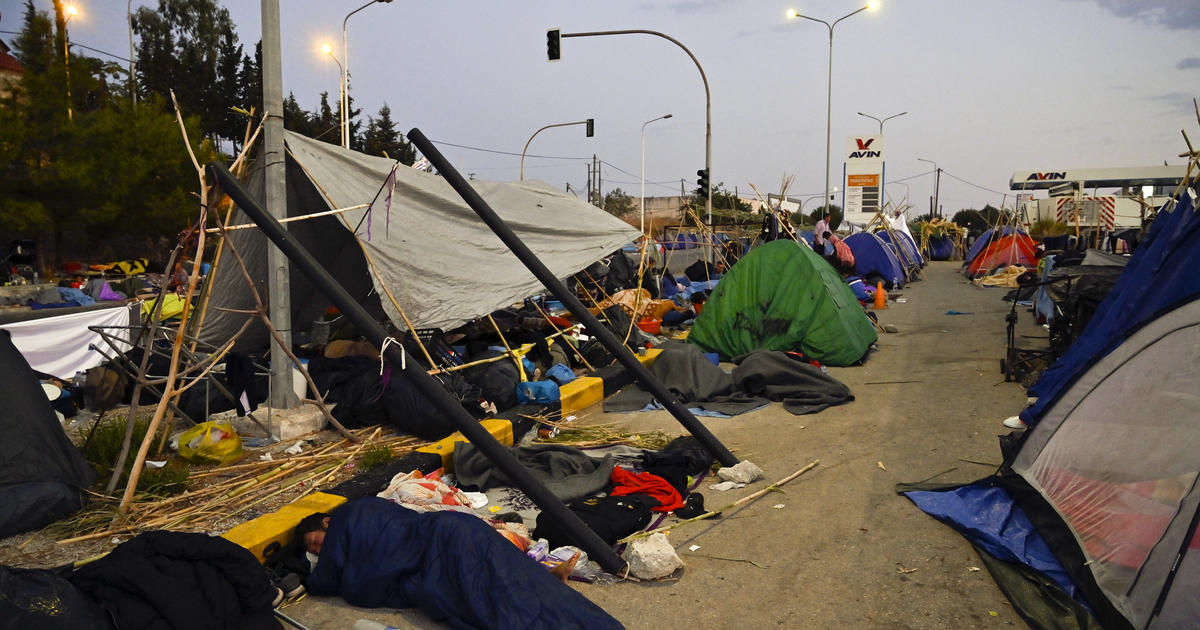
[1008,166,1185,230]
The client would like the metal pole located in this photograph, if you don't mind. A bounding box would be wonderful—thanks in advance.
[261,0,296,409]
[407,128,739,468]
[640,114,671,235]
[341,1,393,150]
[322,47,345,147]
[520,120,592,182]
[206,161,628,575]
[127,0,137,111]
[63,10,73,122]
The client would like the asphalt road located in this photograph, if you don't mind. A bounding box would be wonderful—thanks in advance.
[281,261,1039,629]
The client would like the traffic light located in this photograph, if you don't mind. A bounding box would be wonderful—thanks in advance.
[547,29,561,61]
[585,118,594,137]
[696,168,710,198]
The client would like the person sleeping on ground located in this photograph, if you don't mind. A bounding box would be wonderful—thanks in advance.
[295,497,619,630]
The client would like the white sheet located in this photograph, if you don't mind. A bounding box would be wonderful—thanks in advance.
[0,305,132,378]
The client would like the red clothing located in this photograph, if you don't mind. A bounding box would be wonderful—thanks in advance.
[609,467,685,512]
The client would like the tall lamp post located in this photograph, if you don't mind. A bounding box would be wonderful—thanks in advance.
[63,4,78,121]
[520,118,594,182]
[918,157,941,218]
[640,113,672,234]
[341,0,394,149]
[858,110,905,133]
[788,2,877,219]
[321,44,345,147]
[127,0,137,110]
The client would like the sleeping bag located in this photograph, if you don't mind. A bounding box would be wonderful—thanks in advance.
[305,497,623,630]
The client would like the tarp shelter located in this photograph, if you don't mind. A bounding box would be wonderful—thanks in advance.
[0,329,95,538]
[877,229,925,270]
[201,131,639,348]
[687,239,877,366]
[844,232,905,289]
[965,232,1039,277]
[905,189,1200,629]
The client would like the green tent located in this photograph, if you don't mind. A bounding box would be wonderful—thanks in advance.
[689,239,877,366]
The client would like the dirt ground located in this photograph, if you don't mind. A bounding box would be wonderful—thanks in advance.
[281,260,1043,629]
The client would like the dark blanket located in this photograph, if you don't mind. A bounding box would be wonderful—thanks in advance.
[306,497,623,630]
[731,349,854,414]
[604,344,853,415]
[453,443,615,503]
[69,530,279,630]
[1,564,114,630]
[603,342,769,415]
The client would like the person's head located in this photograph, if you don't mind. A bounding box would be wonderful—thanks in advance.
[823,231,832,240]
[296,512,331,554]
[823,213,831,222]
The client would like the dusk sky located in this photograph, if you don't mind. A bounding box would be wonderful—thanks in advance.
[4,0,1199,217]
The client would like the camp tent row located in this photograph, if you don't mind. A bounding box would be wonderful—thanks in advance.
[200,131,639,349]
[905,187,1200,629]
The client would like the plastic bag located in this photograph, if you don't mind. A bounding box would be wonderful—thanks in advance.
[177,420,243,465]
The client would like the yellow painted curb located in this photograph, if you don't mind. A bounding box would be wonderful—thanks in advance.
[559,376,603,417]
[416,417,514,470]
[223,491,346,562]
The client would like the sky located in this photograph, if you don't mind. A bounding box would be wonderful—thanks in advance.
[3,0,1199,218]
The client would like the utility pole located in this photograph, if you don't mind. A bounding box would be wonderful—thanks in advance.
[261,0,296,409]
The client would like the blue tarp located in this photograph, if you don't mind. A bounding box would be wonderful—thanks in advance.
[307,497,624,630]
[844,232,904,289]
[1023,191,1200,424]
[924,235,956,261]
[904,481,1079,600]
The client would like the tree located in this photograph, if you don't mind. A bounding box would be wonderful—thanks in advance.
[603,188,636,218]
[0,1,212,270]
[796,203,844,231]
[361,104,415,165]
[952,204,1011,235]
[686,183,754,225]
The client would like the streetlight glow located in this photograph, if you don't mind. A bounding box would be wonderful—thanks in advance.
[321,43,332,55]
[66,5,78,18]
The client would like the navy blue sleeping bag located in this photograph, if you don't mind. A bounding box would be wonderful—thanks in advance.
[305,497,623,630]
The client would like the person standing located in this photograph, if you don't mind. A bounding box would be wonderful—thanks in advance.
[814,213,832,250]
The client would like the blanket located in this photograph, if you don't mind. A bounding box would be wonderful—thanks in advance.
[306,497,623,630]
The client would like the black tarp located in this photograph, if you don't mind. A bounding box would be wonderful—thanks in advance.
[0,329,95,538]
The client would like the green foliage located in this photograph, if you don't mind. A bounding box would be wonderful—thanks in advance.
[951,205,1012,234]
[1030,218,1071,237]
[361,104,416,165]
[358,444,397,471]
[688,183,754,224]
[603,188,636,218]
[791,203,844,231]
[81,415,189,497]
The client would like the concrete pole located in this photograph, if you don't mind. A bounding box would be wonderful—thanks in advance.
[261,0,297,409]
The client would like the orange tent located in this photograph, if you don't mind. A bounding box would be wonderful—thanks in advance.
[966,232,1039,277]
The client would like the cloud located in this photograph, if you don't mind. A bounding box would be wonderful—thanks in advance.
[1143,91,1197,115]
[1178,57,1200,70]
[1075,0,1200,30]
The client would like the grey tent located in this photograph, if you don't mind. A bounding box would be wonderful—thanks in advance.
[201,132,638,347]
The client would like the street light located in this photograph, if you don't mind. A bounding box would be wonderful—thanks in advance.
[127,0,137,110]
[63,4,78,121]
[640,113,672,234]
[321,44,345,147]
[918,157,941,218]
[342,0,394,149]
[787,2,877,229]
[857,110,906,133]
[520,119,594,182]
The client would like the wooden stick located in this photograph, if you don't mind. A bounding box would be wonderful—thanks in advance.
[618,460,820,543]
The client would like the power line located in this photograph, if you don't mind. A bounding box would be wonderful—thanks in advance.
[939,169,1010,197]
[427,138,590,161]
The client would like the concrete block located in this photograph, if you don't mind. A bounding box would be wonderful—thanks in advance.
[559,376,603,416]
[416,418,514,471]
[223,491,346,562]
[622,532,683,580]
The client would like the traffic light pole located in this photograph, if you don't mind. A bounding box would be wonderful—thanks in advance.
[550,29,711,227]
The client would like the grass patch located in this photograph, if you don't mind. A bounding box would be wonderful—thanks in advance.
[80,415,189,497]
[358,443,397,471]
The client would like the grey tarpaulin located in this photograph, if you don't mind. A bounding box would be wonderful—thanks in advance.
[201,131,638,348]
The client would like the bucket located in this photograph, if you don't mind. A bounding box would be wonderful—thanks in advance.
[636,318,662,335]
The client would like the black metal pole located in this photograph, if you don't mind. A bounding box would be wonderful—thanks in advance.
[407,128,739,467]
[205,162,628,575]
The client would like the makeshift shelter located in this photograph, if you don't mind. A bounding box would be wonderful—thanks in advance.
[965,232,1039,277]
[877,229,925,269]
[844,232,905,289]
[201,131,639,349]
[687,239,876,366]
[904,189,1200,629]
[0,329,95,538]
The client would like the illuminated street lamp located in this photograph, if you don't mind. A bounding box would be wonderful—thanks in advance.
[787,2,878,223]
[640,113,672,234]
[321,44,346,147]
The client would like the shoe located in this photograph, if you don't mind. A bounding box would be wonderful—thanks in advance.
[1002,416,1027,430]
[271,587,284,608]
[274,572,305,600]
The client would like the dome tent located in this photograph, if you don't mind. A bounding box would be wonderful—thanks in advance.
[688,240,876,366]
[844,232,905,289]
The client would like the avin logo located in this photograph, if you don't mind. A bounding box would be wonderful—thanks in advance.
[849,138,880,159]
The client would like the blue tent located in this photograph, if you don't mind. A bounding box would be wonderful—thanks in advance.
[906,190,1200,629]
[797,231,833,256]
[965,226,1018,264]
[877,230,923,279]
[923,235,956,261]
[844,232,904,289]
